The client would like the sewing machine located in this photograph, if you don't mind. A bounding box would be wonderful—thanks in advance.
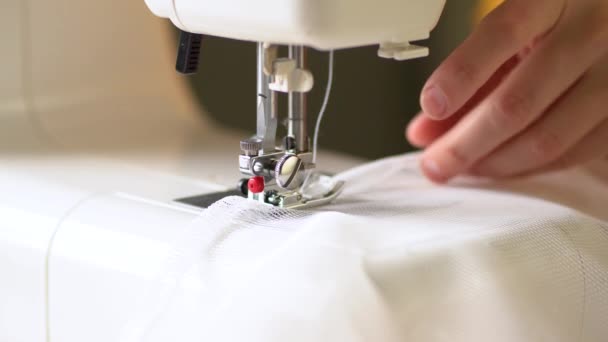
[0,1,444,341]
[146,0,446,209]
[6,4,608,341]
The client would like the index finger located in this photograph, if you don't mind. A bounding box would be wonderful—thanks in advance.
[420,0,565,120]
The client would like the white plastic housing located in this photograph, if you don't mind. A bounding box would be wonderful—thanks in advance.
[145,0,446,50]
[0,1,361,340]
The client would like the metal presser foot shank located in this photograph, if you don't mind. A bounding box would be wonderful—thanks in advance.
[175,41,343,210]
[236,43,343,209]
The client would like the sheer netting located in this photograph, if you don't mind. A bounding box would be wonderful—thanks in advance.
[122,154,608,342]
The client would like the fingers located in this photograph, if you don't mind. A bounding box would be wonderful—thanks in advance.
[420,0,565,120]
[473,63,608,177]
[421,10,608,183]
[407,113,439,148]
[407,112,462,148]
[408,56,521,148]
[534,119,608,174]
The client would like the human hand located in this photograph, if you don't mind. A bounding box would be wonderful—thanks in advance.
[407,0,608,183]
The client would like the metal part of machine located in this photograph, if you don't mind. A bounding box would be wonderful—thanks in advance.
[175,34,347,209]
[235,43,344,209]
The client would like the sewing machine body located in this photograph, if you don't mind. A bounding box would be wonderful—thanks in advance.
[0,0,443,340]
[146,0,446,50]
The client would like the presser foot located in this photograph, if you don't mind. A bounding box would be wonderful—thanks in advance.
[245,176,344,210]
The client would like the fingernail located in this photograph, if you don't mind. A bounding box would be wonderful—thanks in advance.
[421,85,448,119]
[421,158,447,183]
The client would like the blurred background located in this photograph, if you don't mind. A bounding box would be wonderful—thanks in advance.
[184,0,500,160]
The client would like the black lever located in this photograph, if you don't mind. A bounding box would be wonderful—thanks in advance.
[176,30,203,75]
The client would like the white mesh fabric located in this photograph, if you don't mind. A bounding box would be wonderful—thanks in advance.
[126,154,608,342]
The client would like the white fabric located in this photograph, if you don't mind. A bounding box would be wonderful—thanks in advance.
[126,154,608,342]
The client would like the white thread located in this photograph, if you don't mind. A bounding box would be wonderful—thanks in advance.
[312,50,335,164]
